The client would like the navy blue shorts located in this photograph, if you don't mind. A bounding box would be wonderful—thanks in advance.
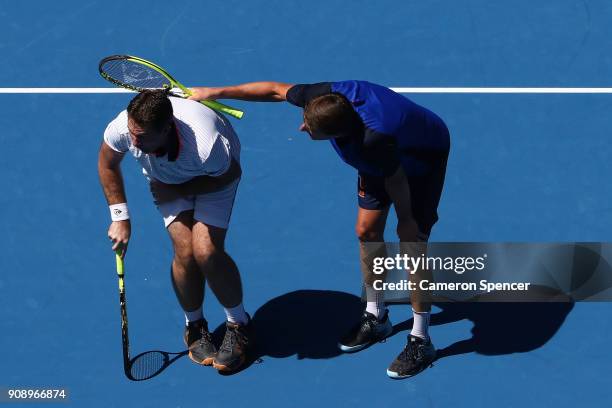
[357,154,448,236]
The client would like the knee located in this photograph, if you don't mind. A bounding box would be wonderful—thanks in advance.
[193,244,222,268]
[396,218,419,241]
[173,244,196,270]
[356,223,384,242]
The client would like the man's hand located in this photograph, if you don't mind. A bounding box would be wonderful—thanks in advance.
[108,220,131,257]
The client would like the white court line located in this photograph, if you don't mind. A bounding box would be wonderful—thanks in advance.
[0,88,133,93]
[391,87,612,94]
[0,87,611,94]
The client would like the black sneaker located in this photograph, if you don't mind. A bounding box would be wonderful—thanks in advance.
[183,319,217,366]
[213,317,252,372]
[386,335,436,379]
[338,310,393,352]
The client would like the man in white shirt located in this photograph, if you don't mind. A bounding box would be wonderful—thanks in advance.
[98,90,251,373]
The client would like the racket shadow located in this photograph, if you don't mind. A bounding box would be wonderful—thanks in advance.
[127,349,188,381]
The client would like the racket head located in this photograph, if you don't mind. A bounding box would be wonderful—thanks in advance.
[99,55,244,119]
[99,55,187,95]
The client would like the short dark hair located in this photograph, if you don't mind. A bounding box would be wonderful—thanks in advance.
[304,93,361,136]
[127,90,173,130]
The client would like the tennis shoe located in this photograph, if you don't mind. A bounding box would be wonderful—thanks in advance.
[183,319,217,366]
[386,335,436,379]
[338,310,393,352]
[213,316,252,372]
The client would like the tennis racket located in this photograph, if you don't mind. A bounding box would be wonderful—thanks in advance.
[115,250,187,381]
[99,55,244,119]
[115,250,132,378]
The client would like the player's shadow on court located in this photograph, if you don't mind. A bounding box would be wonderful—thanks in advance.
[253,289,364,359]
[392,286,575,360]
[212,289,364,374]
[392,243,612,360]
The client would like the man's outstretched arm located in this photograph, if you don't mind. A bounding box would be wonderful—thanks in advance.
[189,82,293,102]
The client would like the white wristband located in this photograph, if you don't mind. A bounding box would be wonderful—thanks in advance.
[109,203,130,221]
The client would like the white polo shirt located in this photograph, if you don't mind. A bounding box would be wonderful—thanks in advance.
[103,97,241,184]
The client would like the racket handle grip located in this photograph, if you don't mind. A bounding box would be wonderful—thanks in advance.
[115,250,124,275]
[200,100,244,119]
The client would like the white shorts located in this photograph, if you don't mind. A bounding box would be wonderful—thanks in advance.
[156,179,240,229]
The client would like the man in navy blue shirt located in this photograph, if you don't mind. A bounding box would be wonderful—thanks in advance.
[190,80,450,379]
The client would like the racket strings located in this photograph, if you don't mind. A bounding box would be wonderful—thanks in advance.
[99,55,244,119]
[101,59,171,90]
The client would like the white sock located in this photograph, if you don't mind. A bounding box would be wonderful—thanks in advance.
[365,284,386,319]
[224,303,248,325]
[184,306,203,325]
[410,308,430,340]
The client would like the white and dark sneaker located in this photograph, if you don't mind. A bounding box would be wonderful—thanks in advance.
[213,316,252,372]
[338,310,393,353]
[386,335,436,379]
[183,318,217,366]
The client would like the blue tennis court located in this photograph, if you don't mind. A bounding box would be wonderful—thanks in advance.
[1,1,611,406]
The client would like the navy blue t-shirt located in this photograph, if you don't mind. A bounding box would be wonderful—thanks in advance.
[286,80,450,177]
